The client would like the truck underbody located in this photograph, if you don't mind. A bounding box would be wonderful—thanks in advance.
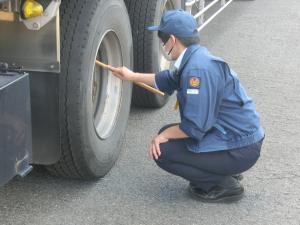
[0,70,32,186]
[0,0,234,185]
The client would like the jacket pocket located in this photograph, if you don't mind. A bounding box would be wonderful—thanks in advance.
[212,124,234,141]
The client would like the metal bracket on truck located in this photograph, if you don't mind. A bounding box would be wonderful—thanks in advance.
[22,0,61,30]
[0,0,60,30]
[0,0,60,73]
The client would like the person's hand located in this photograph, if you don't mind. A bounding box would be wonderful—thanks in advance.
[149,134,169,160]
[107,65,135,81]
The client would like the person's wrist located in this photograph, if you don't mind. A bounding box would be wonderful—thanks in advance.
[129,72,137,81]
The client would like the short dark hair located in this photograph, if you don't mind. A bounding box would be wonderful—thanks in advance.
[158,31,170,45]
[157,31,200,47]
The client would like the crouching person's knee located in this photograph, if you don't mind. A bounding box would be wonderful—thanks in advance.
[154,154,168,170]
[153,142,170,168]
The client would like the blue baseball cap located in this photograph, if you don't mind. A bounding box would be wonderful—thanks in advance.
[148,10,199,38]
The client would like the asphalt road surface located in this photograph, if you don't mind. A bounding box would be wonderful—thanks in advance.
[1,0,300,224]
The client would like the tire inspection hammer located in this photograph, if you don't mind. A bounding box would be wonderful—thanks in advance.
[95,60,165,96]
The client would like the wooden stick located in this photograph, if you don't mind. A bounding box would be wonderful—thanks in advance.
[0,12,15,22]
[95,60,109,69]
[95,60,165,97]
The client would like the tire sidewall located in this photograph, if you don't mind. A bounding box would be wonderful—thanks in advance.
[71,0,132,176]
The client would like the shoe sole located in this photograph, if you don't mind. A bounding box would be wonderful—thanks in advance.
[189,187,244,203]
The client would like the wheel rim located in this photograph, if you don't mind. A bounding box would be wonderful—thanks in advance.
[92,30,123,139]
[159,0,175,71]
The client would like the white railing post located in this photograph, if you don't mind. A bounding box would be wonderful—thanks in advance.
[185,0,234,32]
[198,0,205,25]
[185,0,195,14]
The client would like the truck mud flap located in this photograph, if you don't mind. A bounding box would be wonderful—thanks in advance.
[0,71,32,186]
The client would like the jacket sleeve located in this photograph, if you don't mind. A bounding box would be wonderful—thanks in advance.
[179,68,224,142]
[155,70,178,95]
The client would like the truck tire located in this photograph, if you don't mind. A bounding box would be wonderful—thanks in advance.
[124,0,182,108]
[46,0,132,179]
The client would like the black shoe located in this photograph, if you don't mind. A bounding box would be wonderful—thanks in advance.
[232,174,244,181]
[189,182,244,203]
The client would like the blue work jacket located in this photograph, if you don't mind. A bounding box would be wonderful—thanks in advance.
[155,44,264,153]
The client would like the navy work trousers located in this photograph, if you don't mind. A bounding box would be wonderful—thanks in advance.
[154,124,264,192]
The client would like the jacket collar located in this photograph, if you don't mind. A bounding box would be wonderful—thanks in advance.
[177,44,201,72]
[174,48,187,69]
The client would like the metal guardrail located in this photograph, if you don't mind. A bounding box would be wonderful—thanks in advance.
[185,0,234,31]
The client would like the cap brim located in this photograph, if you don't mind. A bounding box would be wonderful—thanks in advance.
[147,25,160,31]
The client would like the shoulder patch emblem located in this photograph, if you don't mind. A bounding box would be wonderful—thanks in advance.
[189,77,200,88]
